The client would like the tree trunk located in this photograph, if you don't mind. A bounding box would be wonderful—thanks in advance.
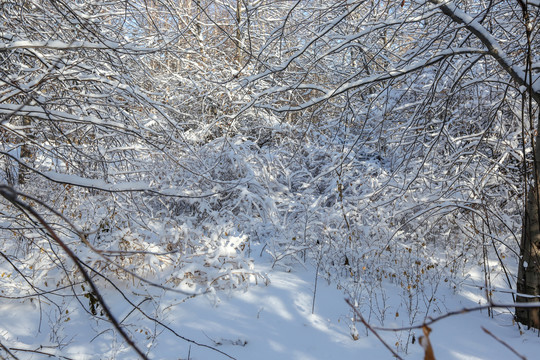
[516,135,540,329]
[18,115,33,185]
[235,0,242,66]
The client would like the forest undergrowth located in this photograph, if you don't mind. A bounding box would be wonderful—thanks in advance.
[1,0,537,357]
[0,100,525,356]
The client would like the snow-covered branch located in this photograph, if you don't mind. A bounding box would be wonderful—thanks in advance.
[429,0,540,103]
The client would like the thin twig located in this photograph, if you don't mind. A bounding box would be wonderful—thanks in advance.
[482,327,527,360]
[0,341,19,360]
[8,347,74,360]
[346,299,405,360]
[373,302,540,332]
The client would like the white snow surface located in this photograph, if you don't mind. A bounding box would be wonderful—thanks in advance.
[2,257,540,360]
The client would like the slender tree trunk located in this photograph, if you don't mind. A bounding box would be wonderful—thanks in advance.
[516,136,540,329]
[235,0,242,66]
[515,0,540,330]
[18,115,32,185]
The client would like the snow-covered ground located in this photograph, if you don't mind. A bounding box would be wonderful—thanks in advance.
[152,264,540,360]
[3,256,539,360]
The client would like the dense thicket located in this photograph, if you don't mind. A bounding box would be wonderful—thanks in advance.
[1,0,539,358]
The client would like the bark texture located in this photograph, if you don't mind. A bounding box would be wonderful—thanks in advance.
[516,136,540,328]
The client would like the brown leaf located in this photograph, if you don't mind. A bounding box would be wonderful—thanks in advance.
[419,325,436,360]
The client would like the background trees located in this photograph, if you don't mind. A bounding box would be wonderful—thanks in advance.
[242,0,539,326]
[1,0,539,358]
